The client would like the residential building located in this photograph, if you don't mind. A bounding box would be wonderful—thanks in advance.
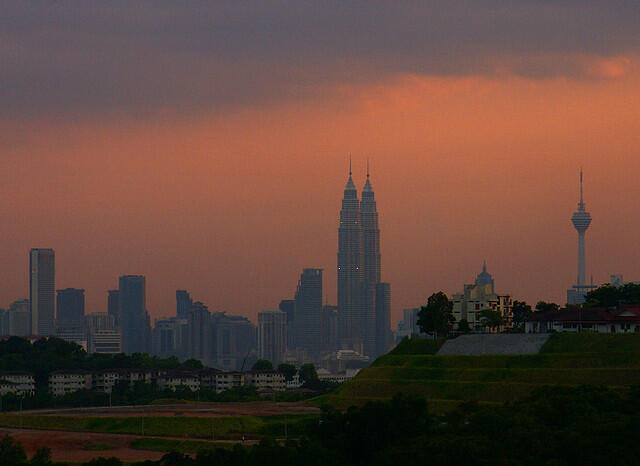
[156,371,200,392]
[214,371,244,393]
[245,371,286,392]
[257,310,287,366]
[451,264,513,331]
[49,370,92,396]
[92,370,121,393]
[56,327,87,348]
[0,372,35,395]
[30,248,56,336]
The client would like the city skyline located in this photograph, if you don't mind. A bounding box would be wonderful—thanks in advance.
[1,4,639,325]
[1,165,627,328]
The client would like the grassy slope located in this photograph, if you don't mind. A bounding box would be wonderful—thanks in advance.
[324,333,640,412]
[0,413,315,440]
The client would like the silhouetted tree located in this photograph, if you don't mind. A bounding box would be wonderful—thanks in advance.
[457,319,471,333]
[277,363,297,381]
[479,309,504,331]
[251,359,274,371]
[512,300,532,327]
[535,301,559,313]
[417,292,454,337]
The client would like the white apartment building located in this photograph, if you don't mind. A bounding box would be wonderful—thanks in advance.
[0,372,35,395]
[49,370,92,396]
[245,371,286,392]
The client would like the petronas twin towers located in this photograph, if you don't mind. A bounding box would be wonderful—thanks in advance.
[338,164,390,358]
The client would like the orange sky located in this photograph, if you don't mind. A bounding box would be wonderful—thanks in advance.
[1,57,639,325]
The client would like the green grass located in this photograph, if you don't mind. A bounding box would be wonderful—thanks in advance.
[324,333,640,411]
[130,437,232,453]
[0,414,317,440]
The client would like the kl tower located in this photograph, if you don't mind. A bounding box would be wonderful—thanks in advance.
[567,169,596,305]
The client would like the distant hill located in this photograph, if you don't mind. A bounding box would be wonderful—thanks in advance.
[324,333,640,412]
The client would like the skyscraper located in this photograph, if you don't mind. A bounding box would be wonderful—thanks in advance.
[338,164,363,353]
[56,288,85,328]
[187,301,211,363]
[375,282,391,357]
[257,309,287,366]
[118,275,150,354]
[567,170,596,305]
[30,248,55,336]
[107,290,120,327]
[176,290,193,317]
[360,163,381,357]
[294,268,323,355]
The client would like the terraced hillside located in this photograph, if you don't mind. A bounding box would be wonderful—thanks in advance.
[325,333,640,412]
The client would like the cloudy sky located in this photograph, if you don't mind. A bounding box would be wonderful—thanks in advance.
[1,1,639,322]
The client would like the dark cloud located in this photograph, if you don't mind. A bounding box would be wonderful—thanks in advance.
[1,1,639,117]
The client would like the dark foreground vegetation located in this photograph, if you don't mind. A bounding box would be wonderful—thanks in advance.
[2,384,640,465]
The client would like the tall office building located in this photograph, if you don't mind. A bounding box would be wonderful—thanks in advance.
[375,283,391,357]
[56,288,85,328]
[176,290,193,317]
[338,165,364,353]
[118,275,150,354]
[8,299,31,336]
[211,312,256,371]
[321,305,339,353]
[294,268,323,355]
[279,299,295,348]
[567,170,596,305]
[107,290,120,327]
[30,248,55,336]
[187,301,211,363]
[360,165,381,357]
[337,164,391,358]
[257,310,287,366]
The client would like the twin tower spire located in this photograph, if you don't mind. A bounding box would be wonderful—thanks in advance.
[345,158,373,193]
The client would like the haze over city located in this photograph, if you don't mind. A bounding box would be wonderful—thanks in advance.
[2,2,639,325]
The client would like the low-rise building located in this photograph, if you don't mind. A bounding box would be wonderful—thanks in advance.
[245,371,286,392]
[49,370,92,396]
[92,369,122,393]
[199,368,222,392]
[156,371,200,392]
[452,264,513,331]
[0,372,35,395]
[316,368,360,384]
[214,371,244,393]
[526,307,640,334]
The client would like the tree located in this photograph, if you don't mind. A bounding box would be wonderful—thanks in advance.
[417,292,454,337]
[299,363,318,384]
[512,301,532,327]
[457,319,471,333]
[277,363,297,381]
[29,447,53,466]
[585,283,640,308]
[251,359,274,371]
[479,309,504,331]
[182,358,203,370]
[0,435,27,465]
[535,301,559,313]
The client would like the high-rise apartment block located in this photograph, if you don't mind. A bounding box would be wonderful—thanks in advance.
[176,290,193,317]
[257,310,287,365]
[107,290,120,327]
[30,248,56,336]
